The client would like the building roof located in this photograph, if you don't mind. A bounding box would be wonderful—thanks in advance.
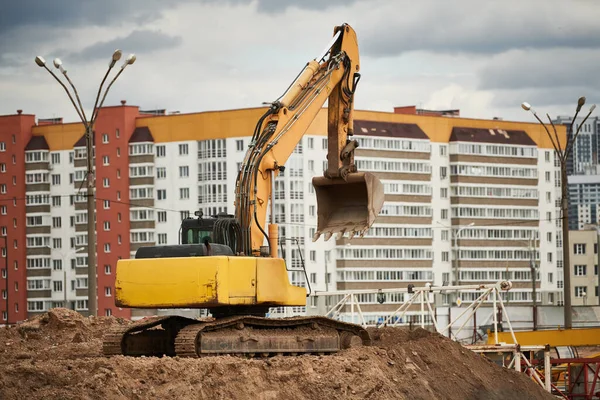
[25,136,49,151]
[73,132,95,147]
[354,120,429,140]
[449,127,536,146]
[129,126,154,143]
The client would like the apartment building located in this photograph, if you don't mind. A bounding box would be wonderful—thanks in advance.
[569,228,600,305]
[0,103,566,323]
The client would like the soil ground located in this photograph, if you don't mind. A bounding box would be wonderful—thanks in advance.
[0,308,554,400]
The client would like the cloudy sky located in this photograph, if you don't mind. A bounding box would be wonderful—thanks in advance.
[1,0,598,124]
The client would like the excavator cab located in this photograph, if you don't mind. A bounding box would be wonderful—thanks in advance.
[180,211,217,245]
[312,171,385,240]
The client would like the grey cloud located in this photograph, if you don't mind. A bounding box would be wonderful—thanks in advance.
[491,87,600,110]
[56,30,183,63]
[478,49,600,91]
[0,0,187,35]
[253,0,361,13]
[358,1,600,57]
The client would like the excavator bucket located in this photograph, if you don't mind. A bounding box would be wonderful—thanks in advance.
[312,172,385,241]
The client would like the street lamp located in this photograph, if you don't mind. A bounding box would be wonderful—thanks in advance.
[35,51,136,317]
[47,247,85,309]
[454,222,475,289]
[516,237,539,330]
[1,235,7,327]
[521,97,596,329]
[436,220,475,303]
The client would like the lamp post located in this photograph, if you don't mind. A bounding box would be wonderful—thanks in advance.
[517,237,539,330]
[47,246,85,309]
[1,235,7,327]
[521,98,596,329]
[35,51,136,316]
[454,222,475,293]
[597,227,600,306]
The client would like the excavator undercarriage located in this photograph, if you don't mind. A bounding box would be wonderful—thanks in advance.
[103,315,371,358]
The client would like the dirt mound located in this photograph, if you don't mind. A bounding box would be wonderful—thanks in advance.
[0,309,553,400]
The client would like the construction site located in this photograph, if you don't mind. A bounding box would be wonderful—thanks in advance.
[0,307,556,400]
[2,8,600,399]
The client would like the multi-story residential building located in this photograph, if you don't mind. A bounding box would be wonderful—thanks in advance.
[569,227,600,305]
[0,102,566,324]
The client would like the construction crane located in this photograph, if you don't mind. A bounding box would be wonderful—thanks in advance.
[102,23,385,358]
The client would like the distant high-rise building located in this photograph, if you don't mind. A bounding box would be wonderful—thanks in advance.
[0,104,565,325]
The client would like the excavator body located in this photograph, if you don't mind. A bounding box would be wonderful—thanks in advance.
[103,23,384,358]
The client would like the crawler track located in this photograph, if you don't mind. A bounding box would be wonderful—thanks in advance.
[102,315,371,358]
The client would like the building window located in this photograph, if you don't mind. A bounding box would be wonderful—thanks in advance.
[156,145,166,157]
[105,286,112,296]
[236,140,244,151]
[547,232,552,243]
[157,167,166,179]
[104,265,111,274]
[442,252,449,262]
[440,146,447,156]
[115,129,120,139]
[310,251,316,262]
[441,209,448,220]
[103,200,110,209]
[158,211,167,222]
[105,308,112,316]
[574,244,587,255]
[103,178,109,188]
[157,189,167,200]
[179,143,189,155]
[574,265,587,276]
[0,184,5,194]
[103,155,109,165]
[52,217,61,228]
[575,286,588,298]
[545,151,550,162]
[158,233,167,244]
[104,243,111,253]
[180,188,190,199]
[102,133,109,144]
[309,206,315,217]
[307,137,314,149]
[545,171,551,182]
[179,166,189,177]
[441,230,449,241]
[53,238,62,249]
[0,142,5,151]
[548,273,553,283]
[103,221,110,231]
[440,166,447,179]
[52,196,61,207]
[440,188,448,198]
[0,163,4,172]
[547,252,552,262]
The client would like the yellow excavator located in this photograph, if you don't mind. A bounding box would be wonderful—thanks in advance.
[102,23,385,358]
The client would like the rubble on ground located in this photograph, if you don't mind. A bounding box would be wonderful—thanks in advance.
[0,308,553,400]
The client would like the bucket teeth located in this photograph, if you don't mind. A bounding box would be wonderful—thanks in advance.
[312,232,321,242]
[348,231,356,240]
[324,232,334,241]
[335,229,346,240]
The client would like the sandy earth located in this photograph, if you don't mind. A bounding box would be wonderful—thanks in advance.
[0,308,554,400]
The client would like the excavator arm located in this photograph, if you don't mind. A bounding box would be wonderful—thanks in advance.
[236,23,384,257]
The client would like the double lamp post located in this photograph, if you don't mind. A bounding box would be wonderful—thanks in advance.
[34,51,135,316]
